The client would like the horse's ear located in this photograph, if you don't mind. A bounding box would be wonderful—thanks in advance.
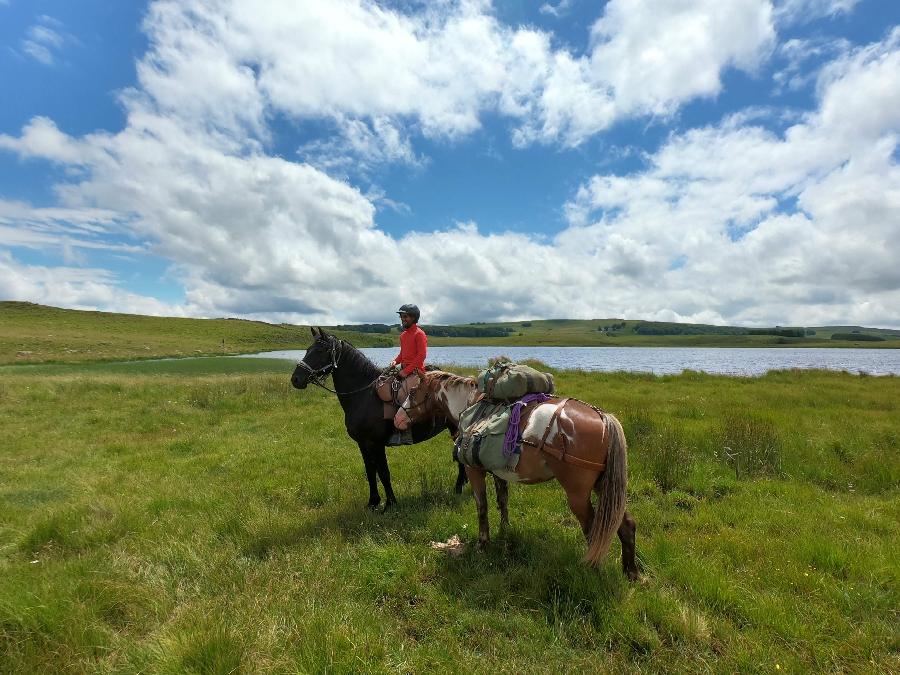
[310,327,319,338]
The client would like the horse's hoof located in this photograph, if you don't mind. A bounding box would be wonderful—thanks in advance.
[625,569,640,582]
[367,499,381,510]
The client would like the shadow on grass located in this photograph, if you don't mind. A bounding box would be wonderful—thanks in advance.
[221,471,637,628]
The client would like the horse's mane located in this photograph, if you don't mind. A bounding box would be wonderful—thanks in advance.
[336,338,380,380]
[426,370,476,388]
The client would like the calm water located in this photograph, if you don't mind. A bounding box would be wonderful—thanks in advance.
[240,346,900,376]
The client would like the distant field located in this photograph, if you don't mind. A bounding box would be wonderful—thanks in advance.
[0,302,392,365]
[1,361,897,672]
[2,302,898,366]
[426,318,900,349]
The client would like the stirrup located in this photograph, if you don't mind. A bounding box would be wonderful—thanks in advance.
[389,429,413,446]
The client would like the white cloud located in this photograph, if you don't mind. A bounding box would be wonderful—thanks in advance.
[774,0,861,27]
[130,0,777,148]
[539,0,574,18]
[0,199,144,256]
[1,2,897,328]
[566,28,900,326]
[298,115,425,177]
[19,16,73,66]
[0,250,185,317]
[774,36,851,92]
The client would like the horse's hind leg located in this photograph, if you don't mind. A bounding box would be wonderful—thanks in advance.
[564,483,595,540]
[492,475,509,531]
[466,466,490,548]
[617,509,639,581]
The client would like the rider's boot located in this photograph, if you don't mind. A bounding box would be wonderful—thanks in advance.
[388,428,414,446]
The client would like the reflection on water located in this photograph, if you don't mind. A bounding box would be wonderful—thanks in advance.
[241,346,900,376]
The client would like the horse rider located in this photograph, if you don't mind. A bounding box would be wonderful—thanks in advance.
[388,303,427,445]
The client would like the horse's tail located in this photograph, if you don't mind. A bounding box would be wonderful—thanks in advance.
[585,412,628,566]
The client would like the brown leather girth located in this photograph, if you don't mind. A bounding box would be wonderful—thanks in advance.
[524,397,606,473]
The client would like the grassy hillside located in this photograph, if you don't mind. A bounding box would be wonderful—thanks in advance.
[2,302,898,365]
[423,318,900,348]
[0,302,392,365]
[0,363,897,671]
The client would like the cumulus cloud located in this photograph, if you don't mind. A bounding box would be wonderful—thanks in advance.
[130,0,777,148]
[567,28,900,326]
[1,1,897,327]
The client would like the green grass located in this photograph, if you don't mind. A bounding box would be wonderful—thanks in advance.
[0,357,293,377]
[1,361,898,672]
[0,302,393,365]
[3,302,898,366]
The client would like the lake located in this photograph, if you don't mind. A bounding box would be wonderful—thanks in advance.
[240,346,900,376]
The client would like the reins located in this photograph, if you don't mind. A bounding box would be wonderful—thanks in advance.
[296,337,432,410]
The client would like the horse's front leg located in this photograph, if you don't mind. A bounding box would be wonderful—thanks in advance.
[358,443,380,509]
[466,466,490,548]
[372,444,397,509]
[492,475,509,531]
[454,461,468,494]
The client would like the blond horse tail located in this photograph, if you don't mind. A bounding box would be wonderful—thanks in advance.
[584,412,628,566]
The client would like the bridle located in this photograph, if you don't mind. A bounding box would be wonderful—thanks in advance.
[295,338,376,396]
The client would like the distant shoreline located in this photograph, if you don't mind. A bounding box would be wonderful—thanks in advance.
[2,301,898,365]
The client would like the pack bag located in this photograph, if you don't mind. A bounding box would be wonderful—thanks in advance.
[454,400,517,472]
[477,360,554,401]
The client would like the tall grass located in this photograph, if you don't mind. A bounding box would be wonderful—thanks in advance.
[0,366,897,672]
[717,414,782,479]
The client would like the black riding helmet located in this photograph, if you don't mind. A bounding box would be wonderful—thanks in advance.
[397,304,420,323]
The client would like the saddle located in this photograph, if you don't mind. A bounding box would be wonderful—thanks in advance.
[375,373,420,420]
[375,374,399,419]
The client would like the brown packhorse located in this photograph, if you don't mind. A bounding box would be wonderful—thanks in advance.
[397,370,638,579]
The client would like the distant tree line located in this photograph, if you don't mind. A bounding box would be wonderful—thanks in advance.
[632,322,748,336]
[598,322,627,332]
[421,325,516,337]
[830,333,885,341]
[335,323,393,333]
[747,327,807,338]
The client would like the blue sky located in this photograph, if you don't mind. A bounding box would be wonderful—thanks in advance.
[1,0,899,326]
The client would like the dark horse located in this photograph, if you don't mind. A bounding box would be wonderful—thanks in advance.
[290,328,466,509]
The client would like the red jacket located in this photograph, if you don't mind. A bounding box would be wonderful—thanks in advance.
[392,323,427,376]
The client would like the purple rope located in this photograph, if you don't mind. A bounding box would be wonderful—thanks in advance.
[503,393,551,458]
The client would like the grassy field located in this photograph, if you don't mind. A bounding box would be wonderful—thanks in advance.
[0,302,394,365]
[3,302,898,365]
[1,358,897,672]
